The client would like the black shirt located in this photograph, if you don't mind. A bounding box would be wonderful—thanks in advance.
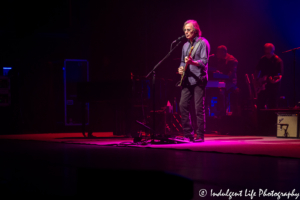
[209,53,238,85]
[256,54,283,78]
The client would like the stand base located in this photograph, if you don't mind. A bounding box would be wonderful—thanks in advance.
[151,136,178,144]
[134,135,189,145]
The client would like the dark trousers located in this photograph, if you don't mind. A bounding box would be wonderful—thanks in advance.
[257,83,280,110]
[179,84,205,138]
[257,84,280,134]
[226,87,240,115]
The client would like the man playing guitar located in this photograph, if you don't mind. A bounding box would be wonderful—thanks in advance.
[255,43,283,110]
[177,20,210,142]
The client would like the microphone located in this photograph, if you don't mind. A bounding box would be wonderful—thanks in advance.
[172,35,186,43]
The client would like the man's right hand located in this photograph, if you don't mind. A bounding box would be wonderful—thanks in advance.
[178,66,184,75]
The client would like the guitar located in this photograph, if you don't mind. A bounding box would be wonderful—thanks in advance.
[245,74,258,127]
[253,75,281,96]
[177,46,194,87]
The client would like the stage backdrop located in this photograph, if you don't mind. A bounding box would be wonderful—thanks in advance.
[0,0,299,133]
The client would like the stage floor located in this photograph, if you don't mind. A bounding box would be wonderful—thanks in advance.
[1,132,300,158]
[1,132,300,198]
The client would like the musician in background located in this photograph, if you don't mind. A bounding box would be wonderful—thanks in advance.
[209,45,239,115]
[177,20,210,142]
[255,43,283,110]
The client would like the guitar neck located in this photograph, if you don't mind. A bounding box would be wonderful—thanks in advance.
[177,46,194,87]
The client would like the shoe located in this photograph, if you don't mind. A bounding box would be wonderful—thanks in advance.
[173,136,192,143]
[194,135,204,142]
[193,138,204,142]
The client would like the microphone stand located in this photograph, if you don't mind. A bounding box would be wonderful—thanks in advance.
[282,46,300,108]
[145,40,183,143]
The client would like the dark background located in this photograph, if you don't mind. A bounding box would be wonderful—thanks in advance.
[1,0,299,133]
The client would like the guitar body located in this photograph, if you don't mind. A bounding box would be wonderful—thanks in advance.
[254,76,268,95]
[253,75,280,96]
[177,46,194,87]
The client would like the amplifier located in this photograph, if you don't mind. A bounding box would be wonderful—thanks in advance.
[277,113,299,138]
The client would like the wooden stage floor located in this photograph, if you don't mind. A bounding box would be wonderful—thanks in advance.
[1,132,300,198]
[1,132,300,158]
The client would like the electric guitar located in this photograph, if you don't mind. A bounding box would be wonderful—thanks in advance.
[253,75,281,95]
[177,46,194,87]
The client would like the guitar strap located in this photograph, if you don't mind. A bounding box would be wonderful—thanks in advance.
[190,37,202,58]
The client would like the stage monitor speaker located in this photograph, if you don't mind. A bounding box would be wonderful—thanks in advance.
[277,113,299,138]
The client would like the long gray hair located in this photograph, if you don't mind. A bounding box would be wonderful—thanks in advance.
[183,20,202,37]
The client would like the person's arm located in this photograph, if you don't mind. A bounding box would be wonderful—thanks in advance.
[186,40,209,68]
[227,60,238,83]
[226,59,237,74]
